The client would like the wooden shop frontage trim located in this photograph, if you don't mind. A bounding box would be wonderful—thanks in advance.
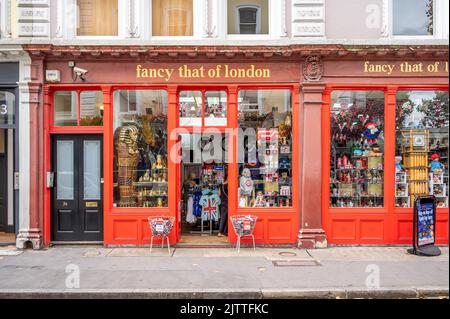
[23,45,448,248]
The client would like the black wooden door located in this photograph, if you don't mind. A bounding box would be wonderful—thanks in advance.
[0,132,7,232]
[52,135,103,242]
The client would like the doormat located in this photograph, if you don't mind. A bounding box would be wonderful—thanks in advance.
[272,260,321,267]
[0,250,23,256]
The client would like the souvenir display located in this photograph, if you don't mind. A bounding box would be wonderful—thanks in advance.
[238,90,293,208]
[330,91,385,208]
[113,90,168,208]
[396,91,449,208]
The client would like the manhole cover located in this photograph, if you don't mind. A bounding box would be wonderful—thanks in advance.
[278,251,297,257]
[272,260,321,267]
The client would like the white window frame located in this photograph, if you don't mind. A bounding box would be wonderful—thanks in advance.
[58,0,130,40]
[218,0,282,41]
[143,0,204,40]
[235,5,262,35]
[384,0,448,39]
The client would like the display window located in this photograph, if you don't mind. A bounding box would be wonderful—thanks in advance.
[395,90,449,208]
[329,91,385,208]
[237,89,293,208]
[54,90,104,127]
[112,90,168,208]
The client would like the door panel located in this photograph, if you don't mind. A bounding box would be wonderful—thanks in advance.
[52,135,103,241]
[0,145,7,232]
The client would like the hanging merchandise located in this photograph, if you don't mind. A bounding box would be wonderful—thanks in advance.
[200,189,221,222]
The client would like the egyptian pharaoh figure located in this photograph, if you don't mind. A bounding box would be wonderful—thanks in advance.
[116,124,140,207]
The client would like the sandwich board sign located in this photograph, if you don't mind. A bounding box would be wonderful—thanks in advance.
[408,196,441,257]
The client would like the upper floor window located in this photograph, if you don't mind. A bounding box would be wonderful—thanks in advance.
[228,0,269,35]
[77,0,118,36]
[393,0,434,36]
[152,0,193,36]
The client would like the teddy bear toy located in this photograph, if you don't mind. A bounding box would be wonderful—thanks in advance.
[430,153,444,173]
[363,122,380,145]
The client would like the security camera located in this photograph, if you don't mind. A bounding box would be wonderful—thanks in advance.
[73,66,88,81]
[74,67,88,76]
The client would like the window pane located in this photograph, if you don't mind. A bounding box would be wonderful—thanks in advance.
[205,91,227,126]
[238,90,293,208]
[179,91,202,126]
[57,141,74,200]
[54,91,78,126]
[330,91,385,208]
[393,0,434,36]
[0,91,15,126]
[228,0,269,35]
[113,90,168,208]
[396,91,449,208]
[80,91,104,126]
[84,140,101,200]
[152,0,193,36]
[77,0,118,36]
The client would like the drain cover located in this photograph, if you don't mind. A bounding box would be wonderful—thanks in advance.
[272,260,321,267]
[278,251,297,257]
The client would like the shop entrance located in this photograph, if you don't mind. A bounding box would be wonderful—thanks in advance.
[51,135,103,242]
[179,133,229,245]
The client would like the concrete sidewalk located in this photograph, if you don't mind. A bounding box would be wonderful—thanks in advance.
[0,246,448,299]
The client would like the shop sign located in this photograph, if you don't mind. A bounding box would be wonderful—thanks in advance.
[136,64,271,82]
[363,61,448,76]
[408,196,441,257]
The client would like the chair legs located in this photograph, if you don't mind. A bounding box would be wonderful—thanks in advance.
[150,236,154,253]
[150,236,171,255]
[236,235,256,253]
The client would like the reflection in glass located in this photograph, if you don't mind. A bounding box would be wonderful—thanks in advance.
[0,91,15,126]
[57,141,74,200]
[330,91,385,208]
[393,0,434,36]
[179,91,202,126]
[54,92,78,126]
[228,0,269,35]
[84,141,101,200]
[238,90,293,208]
[113,90,168,208]
[80,91,104,126]
[396,91,449,208]
[205,91,227,126]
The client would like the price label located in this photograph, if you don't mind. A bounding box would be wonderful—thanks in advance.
[243,220,252,231]
[155,223,164,233]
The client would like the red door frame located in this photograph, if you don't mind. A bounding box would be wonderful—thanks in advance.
[43,83,300,246]
[322,84,449,245]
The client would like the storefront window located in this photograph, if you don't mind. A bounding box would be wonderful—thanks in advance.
[179,91,202,126]
[152,0,193,36]
[77,0,118,36]
[113,90,168,208]
[0,91,15,126]
[330,91,385,208]
[54,91,78,127]
[238,89,292,208]
[228,0,269,35]
[205,91,227,126]
[395,90,449,208]
[80,91,104,126]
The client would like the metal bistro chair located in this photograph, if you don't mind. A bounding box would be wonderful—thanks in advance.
[231,215,258,253]
[148,216,175,254]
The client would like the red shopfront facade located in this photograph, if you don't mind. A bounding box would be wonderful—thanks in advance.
[24,45,448,249]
